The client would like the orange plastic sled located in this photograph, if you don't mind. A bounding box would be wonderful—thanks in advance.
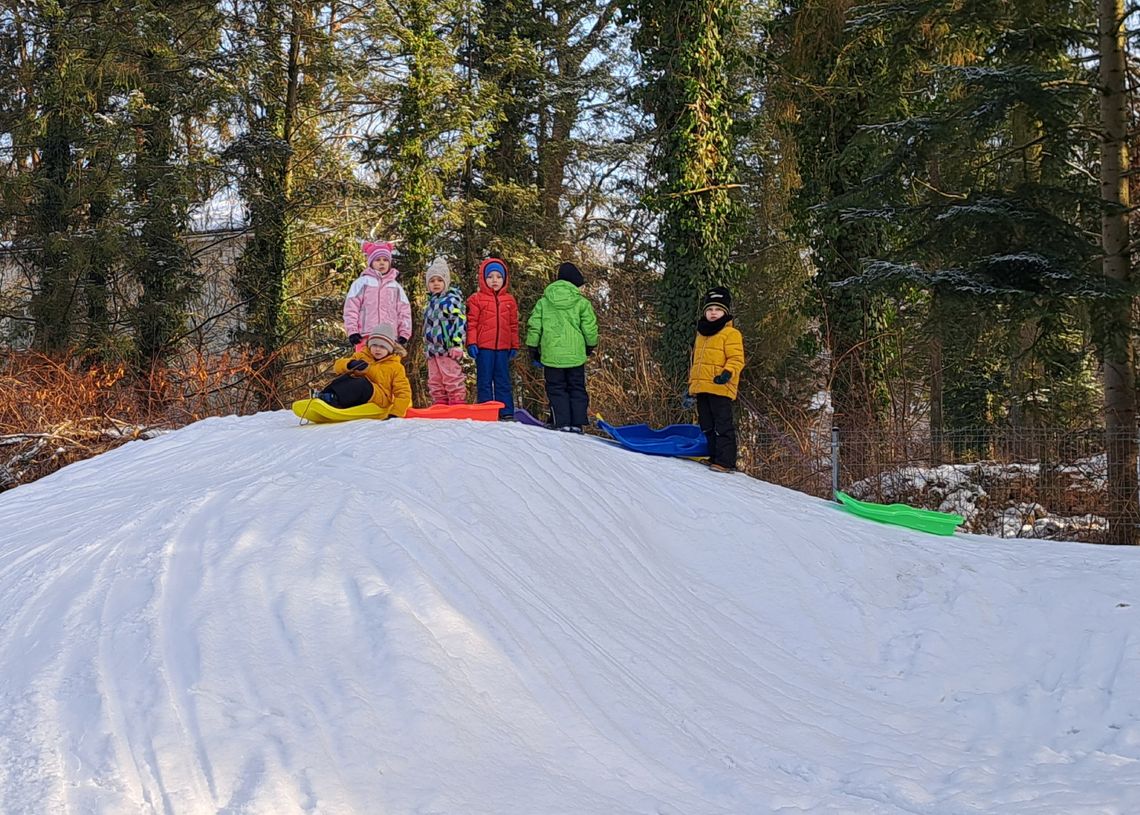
[405,401,504,421]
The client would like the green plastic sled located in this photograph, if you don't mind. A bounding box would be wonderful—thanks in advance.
[835,491,964,536]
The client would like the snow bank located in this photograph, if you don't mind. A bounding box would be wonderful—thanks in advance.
[1,413,1138,814]
[848,458,1110,541]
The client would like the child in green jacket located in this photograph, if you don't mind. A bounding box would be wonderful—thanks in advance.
[525,262,599,432]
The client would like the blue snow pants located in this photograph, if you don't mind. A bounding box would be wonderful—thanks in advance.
[475,348,514,417]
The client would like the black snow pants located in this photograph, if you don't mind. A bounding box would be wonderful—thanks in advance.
[544,364,589,429]
[318,374,375,408]
[696,392,737,469]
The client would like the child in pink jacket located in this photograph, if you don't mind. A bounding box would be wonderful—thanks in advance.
[343,241,413,348]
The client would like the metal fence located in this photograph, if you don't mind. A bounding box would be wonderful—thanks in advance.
[739,422,1137,544]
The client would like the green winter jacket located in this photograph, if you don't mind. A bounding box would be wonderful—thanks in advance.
[525,280,599,368]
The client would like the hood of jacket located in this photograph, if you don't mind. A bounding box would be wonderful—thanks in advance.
[476,257,510,296]
[542,279,584,309]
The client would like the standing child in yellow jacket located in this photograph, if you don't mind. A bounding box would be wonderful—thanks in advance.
[686,287,745,471]
[317,322,413,418]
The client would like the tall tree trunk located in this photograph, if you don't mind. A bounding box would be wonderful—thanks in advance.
[30,29,78,354]
[134,46,192,366]
[84,186,112,354]
[538,54,574,255]
[237,0,303,409]
[1099,0,1138,544]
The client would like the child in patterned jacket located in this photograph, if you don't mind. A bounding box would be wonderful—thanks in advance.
[422,258,467,405]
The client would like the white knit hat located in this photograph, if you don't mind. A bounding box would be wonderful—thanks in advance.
[365,323,406,357]
[425,257,451,290]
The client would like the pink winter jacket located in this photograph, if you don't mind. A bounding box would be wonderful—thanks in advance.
[343,267,413,342]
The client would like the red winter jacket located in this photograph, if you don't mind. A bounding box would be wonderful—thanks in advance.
[466,258,519,351]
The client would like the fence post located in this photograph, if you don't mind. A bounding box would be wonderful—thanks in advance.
[1135,427,1140,515]
[831,426,840,500]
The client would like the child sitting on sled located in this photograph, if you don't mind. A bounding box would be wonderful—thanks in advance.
[685,286,745,471]
[317,323,412,418]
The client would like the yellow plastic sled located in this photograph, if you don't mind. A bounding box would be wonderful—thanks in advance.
[291,398,388,424]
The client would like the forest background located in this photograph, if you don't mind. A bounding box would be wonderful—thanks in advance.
[2,0,1139,543]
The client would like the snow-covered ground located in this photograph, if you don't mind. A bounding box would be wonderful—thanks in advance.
[1,413,1138,814]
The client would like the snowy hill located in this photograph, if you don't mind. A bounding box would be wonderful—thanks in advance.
[1,413,1138,814]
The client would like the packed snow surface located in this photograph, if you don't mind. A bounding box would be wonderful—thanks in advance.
[1,412,1138,814]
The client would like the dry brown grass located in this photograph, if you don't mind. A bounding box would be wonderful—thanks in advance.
[0,349,272,490]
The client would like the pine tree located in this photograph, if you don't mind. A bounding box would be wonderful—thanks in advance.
[834,1,1104,441]
[11,0,136,354]
[25,3,88,353]
[769,0,900,441]
[128,0,221,366]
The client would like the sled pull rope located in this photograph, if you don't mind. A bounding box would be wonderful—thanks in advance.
[298,389,317,425]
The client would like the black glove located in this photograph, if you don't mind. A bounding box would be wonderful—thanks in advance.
[586,345,596,356]
[529,347,543,368]
[348,333,362,347]
[397,336,409,346]
[347,359,368,373]
[713,370,732,385]
[681,393,696,409]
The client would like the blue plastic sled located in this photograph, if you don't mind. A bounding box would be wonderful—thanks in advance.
[595,418,709,458]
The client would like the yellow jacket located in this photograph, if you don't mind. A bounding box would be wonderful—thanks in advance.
[334,351,412,417]
[688,322,745,399]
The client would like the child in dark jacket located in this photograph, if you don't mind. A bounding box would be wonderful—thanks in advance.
[422,258,467,405]
[525,262,599,433]
[466,257,519,419]
[687,286,745,471]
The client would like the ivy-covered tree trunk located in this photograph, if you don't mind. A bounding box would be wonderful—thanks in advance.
[632,0,743,382]
[132,41,195,366]
[30,22,79,354]
[1098,0,1138,544]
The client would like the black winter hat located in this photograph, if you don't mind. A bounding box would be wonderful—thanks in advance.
[557,261,585,288]
[702,286,732,312]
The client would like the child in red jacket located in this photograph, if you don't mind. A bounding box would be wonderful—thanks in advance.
[466,257,519,419]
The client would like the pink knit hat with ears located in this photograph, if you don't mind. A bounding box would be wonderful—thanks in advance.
[362,241,394,267]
